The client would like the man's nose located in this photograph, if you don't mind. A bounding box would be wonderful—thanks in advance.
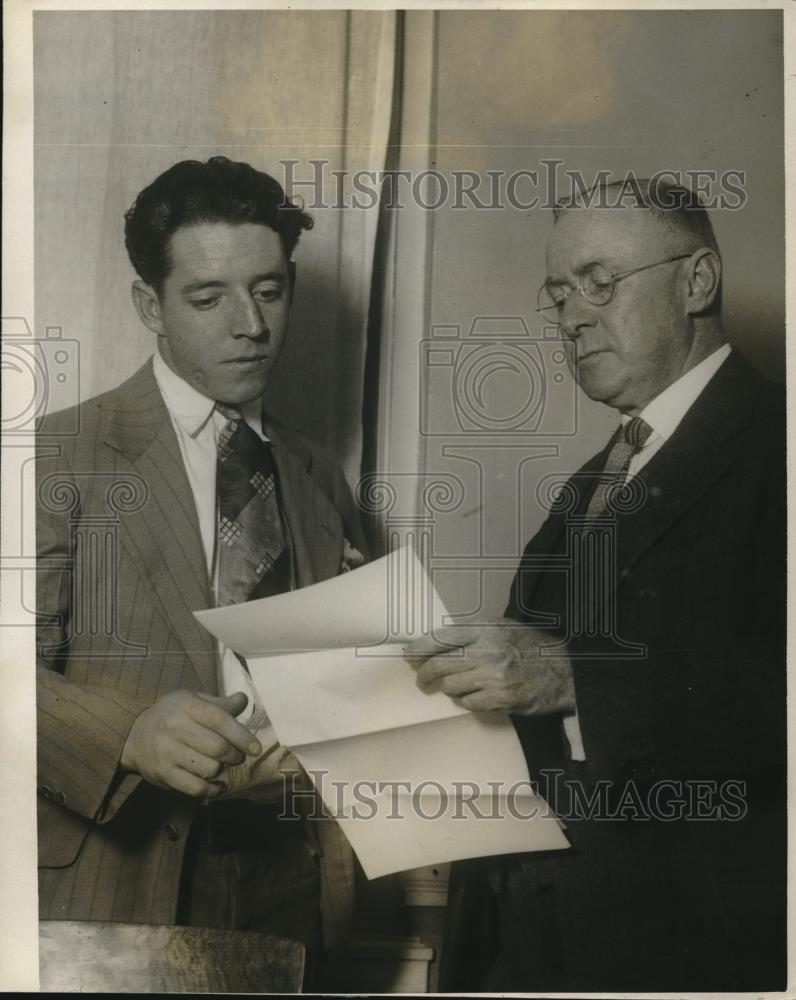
[235,295,268,339]
[558,291,596,340]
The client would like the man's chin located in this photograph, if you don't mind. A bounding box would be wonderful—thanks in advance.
[574,372,625,408]
[213,373,272,406]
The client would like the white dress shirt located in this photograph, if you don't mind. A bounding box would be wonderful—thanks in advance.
[152,350,272,733]
[562,343,732,761]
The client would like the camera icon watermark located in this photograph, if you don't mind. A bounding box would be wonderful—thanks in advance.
[419,316,577,438]
[1,318,81,436]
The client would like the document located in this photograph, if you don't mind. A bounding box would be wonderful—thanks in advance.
[195,545,569,878]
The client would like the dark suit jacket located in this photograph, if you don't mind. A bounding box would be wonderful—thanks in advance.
[441,349,786,992]
[36,359,366,948]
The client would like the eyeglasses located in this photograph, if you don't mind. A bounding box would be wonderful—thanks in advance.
[536,254,692,321]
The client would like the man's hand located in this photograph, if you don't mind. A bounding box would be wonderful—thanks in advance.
[120,690,262,798]
[219,727,304,805]
[404,619,575,716]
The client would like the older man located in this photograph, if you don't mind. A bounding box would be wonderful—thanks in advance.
[36,157,366,974]
[408,182,785,991]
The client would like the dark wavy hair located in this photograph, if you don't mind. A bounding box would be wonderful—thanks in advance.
[124,156,314,292]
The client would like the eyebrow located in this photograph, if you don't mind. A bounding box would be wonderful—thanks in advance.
[180,281,224,294]
[180,271,287,295]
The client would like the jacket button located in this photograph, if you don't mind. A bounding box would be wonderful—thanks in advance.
[164,824,180,841]
[53,790,66,805]
[39,785,53,801]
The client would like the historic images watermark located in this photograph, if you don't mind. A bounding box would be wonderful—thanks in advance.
[2,316,151,657]
[1,318,81,437]
[2,318,81,643]
[278,769,749,823]
[419,317,576,438]
[280,160,748,212]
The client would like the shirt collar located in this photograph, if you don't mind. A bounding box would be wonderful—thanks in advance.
[621,342,731,445]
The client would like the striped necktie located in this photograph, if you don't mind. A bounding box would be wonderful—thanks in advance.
[584,416,653,520]
[215,403,291,605]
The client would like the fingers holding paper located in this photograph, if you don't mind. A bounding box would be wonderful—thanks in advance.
[219,728,304,805]
[405,619,576,716]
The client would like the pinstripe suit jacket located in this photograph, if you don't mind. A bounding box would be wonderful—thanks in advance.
[36,359,366,947]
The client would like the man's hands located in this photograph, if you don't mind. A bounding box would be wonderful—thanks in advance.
[120,690,262,799]
[405,619,575,716]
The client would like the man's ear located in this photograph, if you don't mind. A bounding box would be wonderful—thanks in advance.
[684,248,722,315]
[287,261,297,307]
[131,280,164,335]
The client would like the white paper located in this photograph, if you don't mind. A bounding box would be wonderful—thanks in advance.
[194,546,570,876]
[246,645,468,746]
[295,715,566,879]
[195,543,447,654]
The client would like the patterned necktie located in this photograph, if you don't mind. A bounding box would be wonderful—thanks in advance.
[584,416,653,520]
[216,403,291,605]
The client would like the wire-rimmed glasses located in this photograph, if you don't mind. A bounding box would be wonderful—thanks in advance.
[536,254,692,322]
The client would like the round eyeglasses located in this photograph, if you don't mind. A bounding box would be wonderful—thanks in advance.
[536,254,692,322]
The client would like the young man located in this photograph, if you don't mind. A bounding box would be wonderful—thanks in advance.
[36,157,366,966]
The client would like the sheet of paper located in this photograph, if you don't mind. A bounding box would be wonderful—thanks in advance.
[294,713,530,789]
[294,715,569,879]
[195,545,570,877]
[325,800,565,881]
[246,644,468,746]
[195,544,447,654]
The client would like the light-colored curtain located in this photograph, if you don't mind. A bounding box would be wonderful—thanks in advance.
[34,9,397,483]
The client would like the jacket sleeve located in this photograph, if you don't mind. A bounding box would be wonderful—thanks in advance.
[36,438,147,824]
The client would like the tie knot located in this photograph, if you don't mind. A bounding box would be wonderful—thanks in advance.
[623,416,652,449]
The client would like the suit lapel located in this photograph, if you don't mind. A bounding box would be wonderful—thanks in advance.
[103,361,217,689]
[516,442,615,612]
[609,349,763,595]
[267,425,343,587]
